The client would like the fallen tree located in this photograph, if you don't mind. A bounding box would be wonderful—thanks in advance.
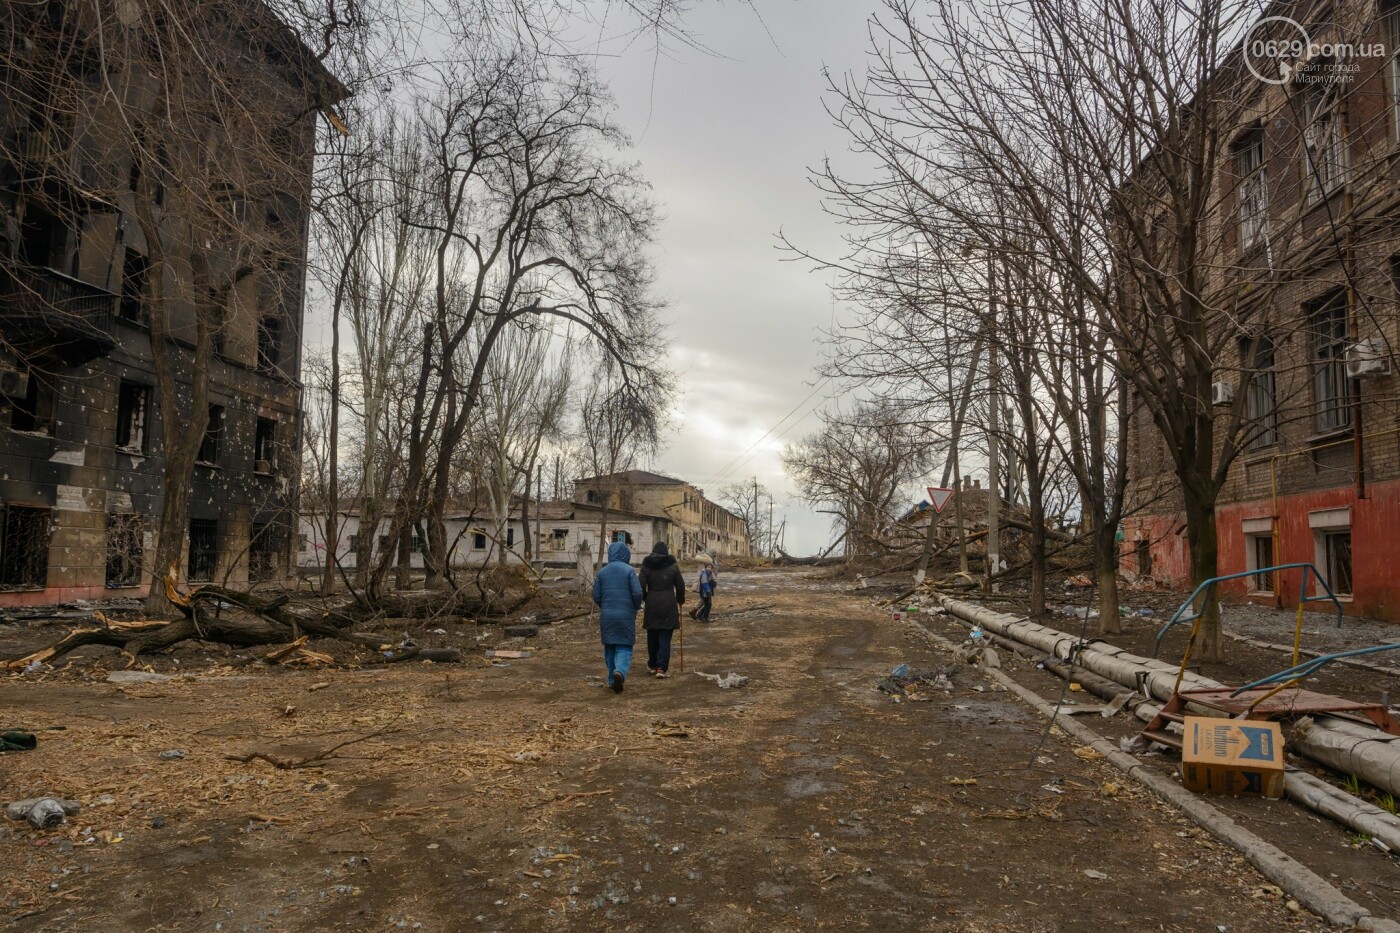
[0,573,568,670]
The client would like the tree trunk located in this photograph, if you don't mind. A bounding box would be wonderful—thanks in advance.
[598,503,610,571]
[521,462,533,562]
[144,269,213,617]
[321,293,342,596]
[396,523,413,589]
[1095,524,1122,635]
[1184,487,1223,662]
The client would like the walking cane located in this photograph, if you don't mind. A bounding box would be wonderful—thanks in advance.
[677,622,685,673]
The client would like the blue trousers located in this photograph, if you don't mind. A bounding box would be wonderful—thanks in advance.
[604,644,633,680]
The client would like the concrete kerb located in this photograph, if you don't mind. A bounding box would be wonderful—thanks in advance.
[902,615,1400,933]
[1224,630,1400,679]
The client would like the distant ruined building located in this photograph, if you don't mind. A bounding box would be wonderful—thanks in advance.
[571,470,751,559]
[296,470,752,572]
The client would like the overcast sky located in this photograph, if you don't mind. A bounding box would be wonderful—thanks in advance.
[303,1,893,556]
[587,0,886,555]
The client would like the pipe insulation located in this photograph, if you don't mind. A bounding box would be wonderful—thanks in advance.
[940,596,1400,800]
[908,615,1400,930]
[934,605,1400,852]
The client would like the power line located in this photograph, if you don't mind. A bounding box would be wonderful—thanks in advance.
[709,379,846,486]
[706,375,833,483]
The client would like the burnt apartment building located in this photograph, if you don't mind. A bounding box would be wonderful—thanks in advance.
[0,2,339,604]
[1125,0,1400,619]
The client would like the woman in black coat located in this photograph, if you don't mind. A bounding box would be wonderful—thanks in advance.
[639,541,685,677]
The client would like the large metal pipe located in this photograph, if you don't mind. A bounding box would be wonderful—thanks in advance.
[940,596,1400,799]
[936,604,1400,852]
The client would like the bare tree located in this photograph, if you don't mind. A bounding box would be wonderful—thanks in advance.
[577,359,667,568]
[357,47,663,598]
[799,0,1309,651]
[783,400,936,558]
[719,480,772,556]
[467,318,573,566]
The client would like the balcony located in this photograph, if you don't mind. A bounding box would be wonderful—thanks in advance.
[0,263,117,364]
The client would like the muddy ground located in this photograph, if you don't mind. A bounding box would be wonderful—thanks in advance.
[0,568,1336,931]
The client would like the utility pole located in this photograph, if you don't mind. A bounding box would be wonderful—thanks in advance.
[535,462,543,564]
[985,253,1001,592]
[752,476,760,555]
[767,495,774,558]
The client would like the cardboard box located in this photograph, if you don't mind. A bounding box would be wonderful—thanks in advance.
[1180,717,1285,798]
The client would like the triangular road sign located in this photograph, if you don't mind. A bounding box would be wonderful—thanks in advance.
[927,486,955,514]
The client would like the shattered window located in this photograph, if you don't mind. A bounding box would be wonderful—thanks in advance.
[198,404,223,464]
[9,369,54,434]
[115,381,150,452]
[254,417,276,471]
[105,513,144,587]
[188,518,218,583]
[1310,293,1350,434]
[249,522,284,583]
[1324,531,1353,596]
[120,249,150,324]
[0,506,50,588]
[256,316,282,374]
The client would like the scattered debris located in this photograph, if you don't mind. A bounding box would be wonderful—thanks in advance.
[1120,735,1149,753]
[1,730,37,752]
[948,777,979,786]
[876,664,955,698]
[381,647,462,663]
[158,748,188,761]
[1084,869,1109,880]
[487,649,532,659]
[694,671,749,689]
[105,670,174,684]
[1103,693,1134,717]
[263,636,310,664]
[504,625,539,638]
[648,721,691,739]
[225,726,397,770]
[6,797,80,829]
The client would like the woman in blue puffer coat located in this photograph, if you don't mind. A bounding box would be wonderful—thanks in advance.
[592,540,643,692]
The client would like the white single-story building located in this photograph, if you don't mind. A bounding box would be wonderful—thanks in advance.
[296,501,674,572]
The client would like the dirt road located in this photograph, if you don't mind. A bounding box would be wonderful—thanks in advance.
[2,568,1320,931]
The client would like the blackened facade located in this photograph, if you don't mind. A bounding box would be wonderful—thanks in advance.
[0,1,337,603]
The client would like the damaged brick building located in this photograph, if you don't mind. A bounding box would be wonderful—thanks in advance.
[0,1,339,604]
[1124,0,1400,619]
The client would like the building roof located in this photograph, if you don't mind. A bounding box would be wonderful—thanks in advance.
[576,469,687,487]
[563,501,670,523]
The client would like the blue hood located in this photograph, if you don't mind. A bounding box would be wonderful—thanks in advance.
[607,541,631,564]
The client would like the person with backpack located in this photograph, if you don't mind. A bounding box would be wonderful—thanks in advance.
[592,540,643,693]
[692,561,716,622]
[639,541,685,677]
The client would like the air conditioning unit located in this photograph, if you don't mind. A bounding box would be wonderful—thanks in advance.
[0,369,29,399]
[1344,338,1393,379]
[1211,380,1235,406]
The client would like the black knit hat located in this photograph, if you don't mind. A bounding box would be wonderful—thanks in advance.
[652,541,669,556]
